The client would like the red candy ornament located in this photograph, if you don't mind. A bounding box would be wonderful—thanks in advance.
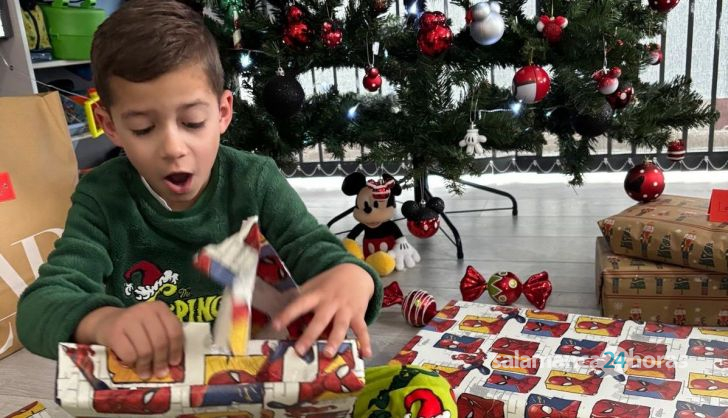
[459,265,553,309]
[624,160,665,203]
[382,281,438,327]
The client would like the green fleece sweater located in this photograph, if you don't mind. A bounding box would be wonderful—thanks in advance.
[17,146,382,359]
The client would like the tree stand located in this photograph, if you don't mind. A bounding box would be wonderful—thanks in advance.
[327,170,518,260]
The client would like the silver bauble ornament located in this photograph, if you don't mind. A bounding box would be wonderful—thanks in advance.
[469,1,505,46]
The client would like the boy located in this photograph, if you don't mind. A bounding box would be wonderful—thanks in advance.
[16,0,382,381]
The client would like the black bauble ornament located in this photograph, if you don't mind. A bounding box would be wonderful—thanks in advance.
[571,103,613,138]
[546,107,573,135]
[262,68,305,119]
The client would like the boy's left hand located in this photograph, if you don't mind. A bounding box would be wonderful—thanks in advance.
[272,263,374,359]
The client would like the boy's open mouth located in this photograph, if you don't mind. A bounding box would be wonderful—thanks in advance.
[164,172,193,194]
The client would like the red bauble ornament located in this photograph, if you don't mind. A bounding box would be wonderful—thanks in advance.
[648,44,663,65]
[419,11,447,31]
[283,22,311,47]
[536,15,568,44]
[624,160,665,203]
[286,5,305,23]
[407,217,440,239]
[667,140,686,162]
[362,66,382,92]
[320,21,343,48]
[649,0,680,13]
[592,66,622,95]
[382,281,437,327]
[417,11,451,57]
[606,86,634,110]
[487,272,522,305]
[512,65,551,104]
[522,271,552,310]
[372,0,389,14]
[460,265,487,302]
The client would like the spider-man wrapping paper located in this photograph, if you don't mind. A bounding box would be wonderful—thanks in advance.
[56,322,365,417]
[390,300,728,418]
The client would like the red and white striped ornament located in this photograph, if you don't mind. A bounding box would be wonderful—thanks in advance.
[667,140,686,162]
[403,289,438,327]
[512,64,551,104]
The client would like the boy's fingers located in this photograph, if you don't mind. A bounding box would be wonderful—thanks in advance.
[125,322,153,379]
[143,318,169,378]
[273,293,319,330]
[159,311,184,366]
[324,315,349,358]
[111,332,137,367]
[351,318,372,359]
[295,307,335,356]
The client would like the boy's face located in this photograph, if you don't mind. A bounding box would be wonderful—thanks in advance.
[96,64,233,211]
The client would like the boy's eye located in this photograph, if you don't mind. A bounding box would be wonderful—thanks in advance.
[131,126,153,136]
[184,121,205,129]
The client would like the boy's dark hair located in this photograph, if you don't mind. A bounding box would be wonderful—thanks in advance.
[91,0,224,107]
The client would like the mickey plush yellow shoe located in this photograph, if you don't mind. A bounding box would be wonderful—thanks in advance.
[366,251,396,277]
[343,238,365,260]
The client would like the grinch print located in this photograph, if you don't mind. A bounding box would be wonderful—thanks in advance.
[620,228,634,251]
[681,233,696,265]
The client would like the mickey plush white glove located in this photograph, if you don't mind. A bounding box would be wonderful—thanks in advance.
[459,124,487,156]
[388,237,421,271]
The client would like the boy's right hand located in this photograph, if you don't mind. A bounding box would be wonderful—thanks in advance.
[74,301,184,379]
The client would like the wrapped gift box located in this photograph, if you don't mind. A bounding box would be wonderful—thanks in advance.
[56,322,365,417]
[596,237,728,326]
[597,195,728,273]
[390,300,728,417]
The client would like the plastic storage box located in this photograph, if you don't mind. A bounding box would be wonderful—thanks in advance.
[41,0,106,60]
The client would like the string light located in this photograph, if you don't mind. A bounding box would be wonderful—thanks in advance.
[407,2,418,15]
[347,103,360,120]
[510,101,523,115]
[239,53,252,68]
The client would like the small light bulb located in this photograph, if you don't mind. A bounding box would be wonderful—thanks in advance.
[408,2,418,15]
[510,102,522,115]
[347,104,360,120]
[240,53,252,69]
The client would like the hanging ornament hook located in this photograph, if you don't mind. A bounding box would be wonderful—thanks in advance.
[603,35,609,72]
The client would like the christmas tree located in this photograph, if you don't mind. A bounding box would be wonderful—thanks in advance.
[620,228,633,250]
[195,0,717,186]
[674,277,690,295]
[630,277,645,295]
[699,242,715,269]
[656,234,672,260]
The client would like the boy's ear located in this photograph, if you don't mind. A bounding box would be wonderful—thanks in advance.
[218,90,234,133]
[94,106,122,147]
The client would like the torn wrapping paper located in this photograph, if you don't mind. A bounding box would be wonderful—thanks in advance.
[56,217,365,417]
[390,300,728,417]
[4,401,51,418]
[56,323,365,417]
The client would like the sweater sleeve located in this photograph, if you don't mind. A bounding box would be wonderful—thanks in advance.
[16,189,123,359]
[255,159,383,325]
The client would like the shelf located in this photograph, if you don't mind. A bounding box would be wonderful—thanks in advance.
[32,59,91,70]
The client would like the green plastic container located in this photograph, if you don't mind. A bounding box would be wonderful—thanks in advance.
[41,0,106,60]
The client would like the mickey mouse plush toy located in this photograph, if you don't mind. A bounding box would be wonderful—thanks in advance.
[341,172,420,277]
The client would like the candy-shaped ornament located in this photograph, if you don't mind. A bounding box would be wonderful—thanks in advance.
[512,64,551,104]
[468,1,505,46]
[382,281,438,327]
[459,265,552,309]
[536,15,568,44]
[593,66,621,95]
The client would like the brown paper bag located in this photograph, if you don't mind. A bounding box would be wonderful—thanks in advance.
[0,92,78,359]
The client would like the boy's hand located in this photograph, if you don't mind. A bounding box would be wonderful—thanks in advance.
[272,263,374,359]
[74,301,184,379]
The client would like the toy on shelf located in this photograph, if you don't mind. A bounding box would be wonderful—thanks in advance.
[341,172,420,276]
[70,87,104,138]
